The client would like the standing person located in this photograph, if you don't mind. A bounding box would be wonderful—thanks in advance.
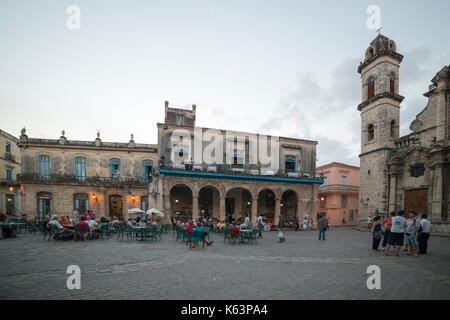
[418,213,432,255]
[371,216,383,251]
[385,211,406,256]
[302,218,308,231]
[317,215,328,241]
[405,211,420,257]
[308,219,313,230]
[242,213,251,228]
[257,214,264,238]
[381,212,393,251]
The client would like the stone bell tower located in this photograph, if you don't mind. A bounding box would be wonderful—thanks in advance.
[357,34,404,221]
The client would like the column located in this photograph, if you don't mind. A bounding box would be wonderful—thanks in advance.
[432,164,443,221]
[251,197,258,224]
[192,195,199,221]
[274,198,281,228]
[296,197,302,220]
[219,196,226,221]
[388,174,397,213]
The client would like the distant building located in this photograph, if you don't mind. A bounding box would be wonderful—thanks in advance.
[357,34,449,233]
[317,162,359,226]
[0,129,22,216]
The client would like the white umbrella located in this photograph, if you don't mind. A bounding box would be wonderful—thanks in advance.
[128,208,145,214]
[146,208,164,217]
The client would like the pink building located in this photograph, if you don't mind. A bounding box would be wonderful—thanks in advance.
[316,162,360,227]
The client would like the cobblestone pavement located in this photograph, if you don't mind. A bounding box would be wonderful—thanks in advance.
[1,227,449,300]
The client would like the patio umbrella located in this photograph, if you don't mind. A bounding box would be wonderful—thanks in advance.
[128,208,145,214]
[146,208,164,217]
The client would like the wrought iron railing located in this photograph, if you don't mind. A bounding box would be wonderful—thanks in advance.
[157,160,323,181]
[17,173,150,186]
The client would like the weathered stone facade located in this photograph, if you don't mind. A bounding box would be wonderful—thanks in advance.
[358,34,450,232]
[14,103,323,227]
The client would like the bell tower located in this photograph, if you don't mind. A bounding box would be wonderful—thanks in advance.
[357,34,404,220]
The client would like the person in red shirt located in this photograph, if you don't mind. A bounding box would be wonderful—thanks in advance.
[381,212,394,251]
[230,223,240,239]
[85,210,95,220]
[186,220,195,233]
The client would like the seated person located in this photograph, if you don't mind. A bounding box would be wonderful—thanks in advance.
[136,217,146,226]
[191,222,213,247]
[112,216,120,223]
[85,210,95,220]
[59,216,73,228]
[86,215,100,237]
[230,223,240,238]
[127,218,134,227]
[99,216,109,227]
[48,215,75,238]
[75,217,89,236]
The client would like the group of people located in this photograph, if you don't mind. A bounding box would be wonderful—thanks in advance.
[371,210,432,256]
[41,209,122,240]
[177,219,215,248]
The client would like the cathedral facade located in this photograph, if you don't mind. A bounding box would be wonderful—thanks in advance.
[357,34,450,233]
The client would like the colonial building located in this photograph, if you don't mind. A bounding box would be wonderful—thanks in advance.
[17,129,157,220]
[150,102,323,227]
[357,34,450,232]
[0,129,22,216]
[15,102,323,226]
[317,162,359,226]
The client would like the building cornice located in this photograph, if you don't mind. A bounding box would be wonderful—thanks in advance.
[357,92,405,111]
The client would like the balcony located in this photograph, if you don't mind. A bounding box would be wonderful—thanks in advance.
[17,173,150,186]
[4,152,15,162]
[319,184,359,193]
[158,160,324,184]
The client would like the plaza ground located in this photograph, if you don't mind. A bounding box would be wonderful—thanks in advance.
[0,227,449,300]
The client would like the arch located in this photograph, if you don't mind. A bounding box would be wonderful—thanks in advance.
[390,72,395,93]
[170,184,193,222]
[281,189,298,222]
[368,123,375,141]
[198,185,221,219]
[257,188,276,224]
[390,119,396,137]
[368,77,375,99]
[225,187,252,224]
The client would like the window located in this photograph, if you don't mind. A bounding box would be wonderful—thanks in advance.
[142,160,153,182]
[322,176,328,186]
[341,195,348,207]
[368,124,374,141]
[368,77,375,99]
[390,73,395,93]
[110,158,121,179]
[74,193,89,214]
[349,209,354,221]
[285,155,297,172]
[341,176,347,186]
[232,149,245,168]
[75,157,87,181]
[6,169,12,183]
[39,155,50,178]
[5,141,11,153]
[176,114,184,126]
[172,144,190,163]
[390,120,396,137]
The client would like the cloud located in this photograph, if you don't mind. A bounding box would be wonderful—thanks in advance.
[259,57,361,167]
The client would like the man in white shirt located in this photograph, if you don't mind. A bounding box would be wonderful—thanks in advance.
[48,216,65,229]
[242,214,251,228]
[86,215,100,237]
[419,213,432,254]
[256,215,264,238]
[385,211,406,256]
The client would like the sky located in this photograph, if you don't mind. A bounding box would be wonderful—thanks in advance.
[0,0,449,167]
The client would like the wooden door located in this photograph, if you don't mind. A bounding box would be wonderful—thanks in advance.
[404,189,427,214]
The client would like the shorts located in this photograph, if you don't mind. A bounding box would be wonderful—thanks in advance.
[388,232,404,246]
[405,233,419,246]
